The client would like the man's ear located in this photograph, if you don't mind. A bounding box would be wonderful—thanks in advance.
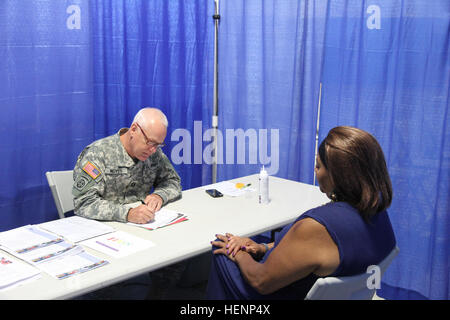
[130,123,139,133]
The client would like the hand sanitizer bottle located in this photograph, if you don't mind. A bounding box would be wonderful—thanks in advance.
[258,166,269,204]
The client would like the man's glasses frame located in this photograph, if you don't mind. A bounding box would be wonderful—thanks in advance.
[135,122,165,149]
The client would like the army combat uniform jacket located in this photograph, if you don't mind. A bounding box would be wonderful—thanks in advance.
[72,128,182,222]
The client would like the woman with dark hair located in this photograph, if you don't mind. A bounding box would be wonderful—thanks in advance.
[207,126,396,300]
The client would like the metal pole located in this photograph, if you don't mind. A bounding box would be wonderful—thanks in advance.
[313,82,322,186]
[212,0,220,183]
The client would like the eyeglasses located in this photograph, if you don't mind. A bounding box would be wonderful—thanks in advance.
[135,123,165,149]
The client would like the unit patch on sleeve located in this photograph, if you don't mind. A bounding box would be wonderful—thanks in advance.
[82,161,102,180]
[74,176,89,191]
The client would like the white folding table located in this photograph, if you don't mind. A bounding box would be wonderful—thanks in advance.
[0,174,329,299]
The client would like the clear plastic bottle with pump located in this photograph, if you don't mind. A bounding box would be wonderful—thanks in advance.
[258,166,269,204]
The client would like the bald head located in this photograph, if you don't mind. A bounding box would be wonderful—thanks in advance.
[132,108,168,128]
[119,108,168,161]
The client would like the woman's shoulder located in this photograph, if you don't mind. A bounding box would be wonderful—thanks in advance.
[300,201,357,219]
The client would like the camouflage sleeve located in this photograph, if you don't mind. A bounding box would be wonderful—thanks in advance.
[72,149,129,222]
[151,150,182,204]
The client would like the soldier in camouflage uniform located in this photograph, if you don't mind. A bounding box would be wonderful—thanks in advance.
[73,108,186,300]
[72,108,182,223]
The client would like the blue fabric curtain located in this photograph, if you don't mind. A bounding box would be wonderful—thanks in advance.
[317,1,449,300]
[217,0,326,183]
[0,0,448,300]
[216,0,449,300]
[0,0,94,229]
[0,0,214,231]
[90,0,214,190]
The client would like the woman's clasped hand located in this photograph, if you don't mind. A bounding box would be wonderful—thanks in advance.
[211,233,268,261]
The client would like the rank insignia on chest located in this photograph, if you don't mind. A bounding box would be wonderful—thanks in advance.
[82,161,102,180]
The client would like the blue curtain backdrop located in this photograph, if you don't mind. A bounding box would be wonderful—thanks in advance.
[0,0,94,229]
[90,0,214,190]
[0,0,214,230]
[0,0,448,300]
[317,1,449,300]
[216,0,326,183]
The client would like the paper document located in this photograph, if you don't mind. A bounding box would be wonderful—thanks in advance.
[81,231,155,258]
[7,241,83,265]
[127,208,188,230]
[0,225,82,265]
[39,216,115,243]
[0,255,41,291]
[0,225,109,281]
[0,225,61,253]
[37,251,109,280]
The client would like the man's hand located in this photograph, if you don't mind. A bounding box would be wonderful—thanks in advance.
[127,204,155,224]
[144,194,163,213]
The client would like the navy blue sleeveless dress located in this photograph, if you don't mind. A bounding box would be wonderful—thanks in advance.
[206,201,396,300]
